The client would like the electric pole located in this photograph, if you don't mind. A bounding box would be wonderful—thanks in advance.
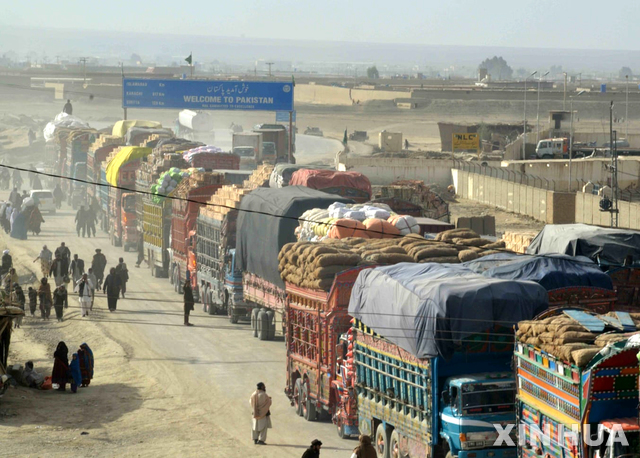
[266,62,274,78]
[78,57,88,85]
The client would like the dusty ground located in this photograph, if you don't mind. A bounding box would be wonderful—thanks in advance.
[449,198,545,235]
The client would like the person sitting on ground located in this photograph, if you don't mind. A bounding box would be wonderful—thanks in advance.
[301,439,323,458]
[22,361,45,389]
[350,435,377,458]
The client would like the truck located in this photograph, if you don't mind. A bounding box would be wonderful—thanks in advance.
[104,147,153,250]
[253,125,288,162]
[193,165,274,320]
[526,224,640,310]
[285,266,373,424]
[235,186,353,339]
[87,143,119,201]
[168,173,224,298]
[533,138,640,160]
[62,129,97,204]
[232,132,263,169]
[341,263,550,458]
[70,162,87,209]
[515,309,640,458]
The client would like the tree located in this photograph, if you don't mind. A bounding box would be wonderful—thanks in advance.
[367,66,379,79]
[130,53,142,65]
[619,67,633,79]
[478,56,513,80]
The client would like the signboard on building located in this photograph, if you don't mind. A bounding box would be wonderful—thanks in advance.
[276,111,296,122]
[452,133,480,151]
[122,78,294,111]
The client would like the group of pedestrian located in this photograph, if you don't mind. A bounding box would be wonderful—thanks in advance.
[249,382,377,457]
[0,196,43,240]
[51,341,94,393]
[75,205,97,238]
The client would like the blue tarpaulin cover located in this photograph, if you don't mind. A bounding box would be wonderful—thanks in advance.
[526,224,640,266]
[464,253,613,291]
[348,263,548,359]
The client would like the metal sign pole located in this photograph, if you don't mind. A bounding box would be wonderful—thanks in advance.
[288,111,293,163]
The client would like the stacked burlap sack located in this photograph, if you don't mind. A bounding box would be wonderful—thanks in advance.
[517,312,640,367]
[279,230,508,290]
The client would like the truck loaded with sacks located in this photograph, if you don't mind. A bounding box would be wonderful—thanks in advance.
[515,309,640,458]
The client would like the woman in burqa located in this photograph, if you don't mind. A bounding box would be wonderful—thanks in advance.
[52,341,69,391]
[78,343,94,387]
[69,353,82,393]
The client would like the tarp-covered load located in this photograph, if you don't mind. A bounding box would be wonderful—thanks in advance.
[269,164,331,189]
[289,169,372,201]
[43,112,91,142]
[465,253,613,291]
[112,120,162,138]
[105,147,152,186]
[236,186,354,288]
[349,263,549,359]
[125,127,173,146]
[526,224,640,266]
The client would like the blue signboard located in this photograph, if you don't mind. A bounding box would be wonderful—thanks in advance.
[276,111,296,122]
[122,78,294,111]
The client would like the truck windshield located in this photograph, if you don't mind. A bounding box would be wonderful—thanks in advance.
[461,386,515,415]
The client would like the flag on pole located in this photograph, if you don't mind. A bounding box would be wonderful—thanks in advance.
[343,128,348,146]
[185,53,192,65]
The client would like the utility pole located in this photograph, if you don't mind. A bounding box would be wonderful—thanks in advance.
[266,62,274,78]
[523,71,537,160]
[610,101,619,227]
[563,72,567,110]
[568,90,586,192]
[121,62,127,121]
[536,71,549,145]
[79,57,88,85]
[626,74,629,139]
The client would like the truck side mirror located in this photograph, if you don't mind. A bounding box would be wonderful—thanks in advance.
[441,390,450,405]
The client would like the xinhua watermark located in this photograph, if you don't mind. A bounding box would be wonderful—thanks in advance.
[493,423,630,447]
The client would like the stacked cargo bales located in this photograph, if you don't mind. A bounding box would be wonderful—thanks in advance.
[279,229,509,290]
[502,231,537,254]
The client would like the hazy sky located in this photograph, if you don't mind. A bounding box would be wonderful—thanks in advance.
[3,0,639,50]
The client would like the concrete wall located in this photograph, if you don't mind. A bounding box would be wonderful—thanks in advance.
[575,192,640,230]
[451,169,575,224]
[295,84,404,106]
[341,157,454,187]
[501,157,640,192]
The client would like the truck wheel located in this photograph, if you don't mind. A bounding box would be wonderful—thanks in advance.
[257,310,269,341]
[251,308,260,337]
[208,290,217,316]
[375,423,391,458]
[265,310,276,340]
[302,383,316,422]
[293,378,303,416]
[390,430,402,458]
[229,313,239,324]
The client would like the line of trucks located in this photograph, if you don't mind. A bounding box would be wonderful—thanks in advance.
[47,122,640,458]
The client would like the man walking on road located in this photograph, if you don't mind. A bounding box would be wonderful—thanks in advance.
[91,249,107,289]
[63,99,73,115]
[75,206,87,237]
[87,268,97,311]
[33,245,52,277]
[103,267,121,312]
[249,382,272,445]
[301,439,323,458]
[49,254,69,287]
[55,242,71,263]
[53,285,67,322]
[115,257,128,298]
[70,254,85,285]
[76,273,93,317]
[183,280,194,326]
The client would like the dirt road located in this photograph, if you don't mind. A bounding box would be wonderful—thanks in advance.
[0,205,354,457]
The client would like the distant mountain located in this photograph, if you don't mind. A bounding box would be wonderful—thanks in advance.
[1,25,638,73]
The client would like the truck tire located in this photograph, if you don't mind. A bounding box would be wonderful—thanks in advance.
[293,378,303,416]
[251,308,260,337]
[302,383,316,422]
[257,310,269,341]
[265,310,276,340]
[375,423,391,458]
[390,430,402,458]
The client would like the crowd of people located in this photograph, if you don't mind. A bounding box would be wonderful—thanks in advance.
[3,241,129,323]
[50,341,94,393]
[0,188,45,240]
[74,200,99,238]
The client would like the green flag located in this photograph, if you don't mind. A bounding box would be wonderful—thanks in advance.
[343,128,348,146]
[185,53,192,65]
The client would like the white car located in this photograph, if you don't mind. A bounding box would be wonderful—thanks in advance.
[30,190,56,214]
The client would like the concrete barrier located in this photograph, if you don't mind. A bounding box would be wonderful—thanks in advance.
[341,157,454,188]
[451,169,575,224]
[295,84,404,106]
[575,192,640,230]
